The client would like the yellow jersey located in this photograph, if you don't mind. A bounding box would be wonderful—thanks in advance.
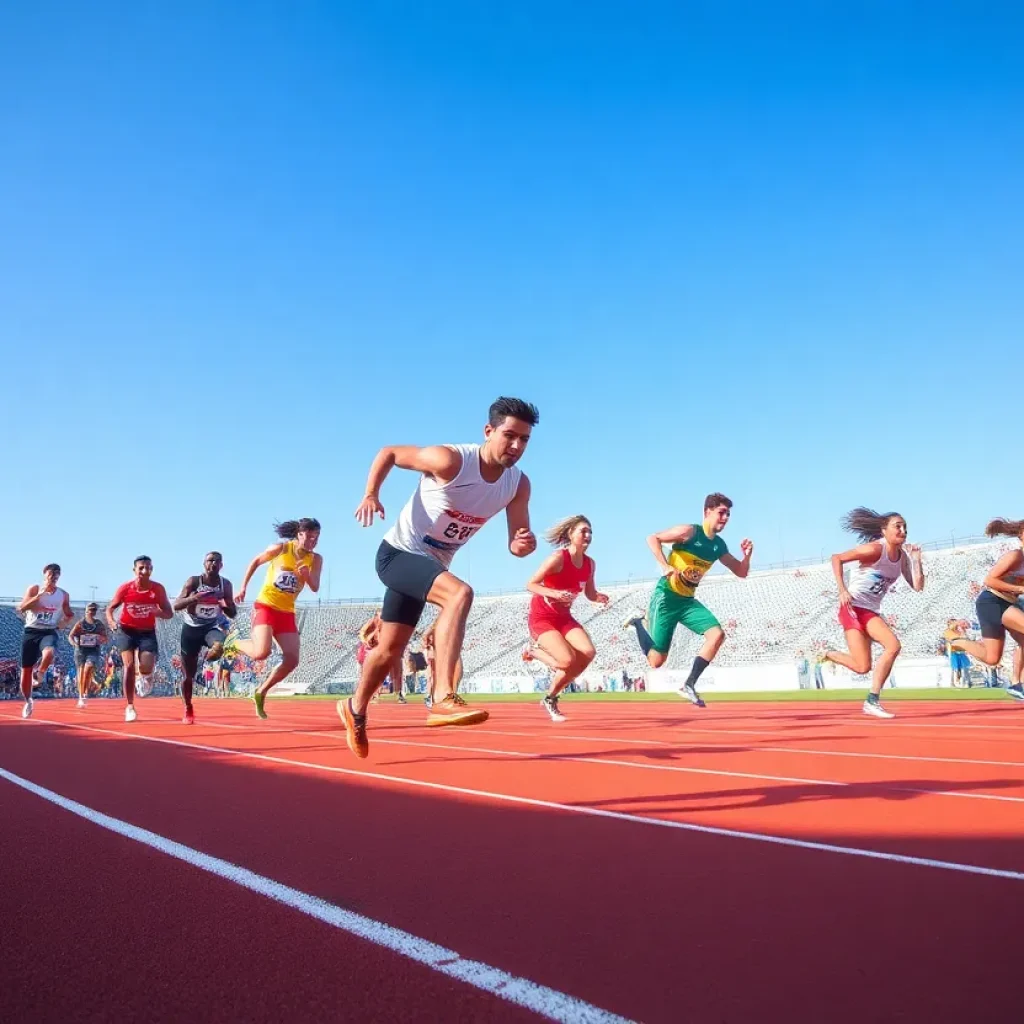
[256,541,314,612]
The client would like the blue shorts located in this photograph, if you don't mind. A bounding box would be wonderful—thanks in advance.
[949,652,970,672]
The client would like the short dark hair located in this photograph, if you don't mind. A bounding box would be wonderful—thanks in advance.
[134,555,152,566]
[43,563,61,574]
[488,396,539,428]
[704,493,733,512]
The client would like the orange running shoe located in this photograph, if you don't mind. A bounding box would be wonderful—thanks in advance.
[337,698,369,758]
[426,693,489,728]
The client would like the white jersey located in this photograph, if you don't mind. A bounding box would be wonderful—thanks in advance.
[846,544,904,612]
[25,588,67,631]
[384,443,522,569]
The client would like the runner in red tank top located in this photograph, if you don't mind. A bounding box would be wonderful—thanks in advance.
[524,515,609,722]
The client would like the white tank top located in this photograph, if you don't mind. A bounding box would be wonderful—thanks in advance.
[183,576,227,628]
[25,588,67,630]
[988,547,1024,605]
[846,544,904,612]
[384,444,522,569]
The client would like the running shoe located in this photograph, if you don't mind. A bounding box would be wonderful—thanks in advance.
[397,693,407,704]
[21,699,33,720]
[220,630,240,657]
[76,698,86,709]
[862,698,895,719]
[1006,684,1024,702]
[337,698,369,758]
[424,694,433,710]
[678,682,706,708]
[541,695,566,722]
[125,704,138,723]
[426,693,489,727]
[253,691,268,720]
[183,706,195,725]
[621,613,643,630]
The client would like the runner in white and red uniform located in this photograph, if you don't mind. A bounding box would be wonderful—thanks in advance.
[17,563,73,719]
[339,396,540,758]
[821,508,924,720]
[523,515,608,722]
[106,556,173,722]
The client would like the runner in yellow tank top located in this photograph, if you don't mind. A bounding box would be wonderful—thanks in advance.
[232,518,323,719]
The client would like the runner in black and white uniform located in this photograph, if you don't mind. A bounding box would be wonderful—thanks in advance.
[173,552,237,724]
[17,564,73,719]
[950,517,1024,701]
[338,396,539,758]
[69,602,109,708]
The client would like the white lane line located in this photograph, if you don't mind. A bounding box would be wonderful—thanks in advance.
[5,715,1024,882]
[0,763,631,1024]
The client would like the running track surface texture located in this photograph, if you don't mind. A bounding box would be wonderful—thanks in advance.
[2,697,1023,1023]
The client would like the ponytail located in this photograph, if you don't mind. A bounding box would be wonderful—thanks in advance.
[841,507,902,543]
[274,517,321,539]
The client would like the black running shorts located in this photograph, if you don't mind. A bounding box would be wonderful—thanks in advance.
[376,541,446,627]
[21,628,57,669]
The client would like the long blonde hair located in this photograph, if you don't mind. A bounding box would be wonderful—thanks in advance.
[544,514,591,548]
[985,517,1024,539]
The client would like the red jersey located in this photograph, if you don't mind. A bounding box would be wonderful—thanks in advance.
[531,549,593,613]
[112,580,168,630]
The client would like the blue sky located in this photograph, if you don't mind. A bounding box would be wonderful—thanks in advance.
[1,2,1021,603]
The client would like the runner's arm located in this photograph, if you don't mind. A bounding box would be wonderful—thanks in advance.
[647,524,695,574]
[106,585,127,631]
[68,621,82,645]
[506,475,536,557]
[155,585,175,620]
[720,539,754,579]
[526,551,573,601]
[17,585,42,613]
[221,579,237,618]
[236,544,285,601]
[355,445,464,526]
[901,545,925,591]
[983,552,1024,598]
[831,543,880,607]
[584,561,609,605]
[61,591,75,626]
[298,553,323,594]
[173,577,202,612]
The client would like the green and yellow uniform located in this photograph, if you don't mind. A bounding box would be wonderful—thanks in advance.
[647,525,727,652]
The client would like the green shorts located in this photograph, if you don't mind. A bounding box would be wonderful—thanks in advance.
[647,582,721,654]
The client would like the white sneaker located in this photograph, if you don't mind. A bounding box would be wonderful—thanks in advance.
[862,699,894,719]
[125,705,138,723]
[77,698,86,709]
[22,700,33,720]
[541,696,566,722]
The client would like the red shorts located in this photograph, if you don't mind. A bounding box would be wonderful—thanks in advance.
[838,604,880,632]
[528,603,582,641]
[252,601,298,635]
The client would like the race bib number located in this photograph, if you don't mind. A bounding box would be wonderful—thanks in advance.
[194,603,219,619]
[79,633,99,647]
[126,602,155,618]
[867,573,889,596]
[273,569,298,594]
[33,610,56,625]
[422,509,487,555]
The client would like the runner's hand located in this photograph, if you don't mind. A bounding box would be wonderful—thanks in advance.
[905,543,922,558]
[235,588,246,604]
[296,564,311,583]
[594,592,610,606]
[355,494,384,527]
[741,539,754,558]
[838,586,853,610]
[511,528,536,556]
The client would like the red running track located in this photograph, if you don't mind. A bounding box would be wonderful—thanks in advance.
[2,696,1023,1023]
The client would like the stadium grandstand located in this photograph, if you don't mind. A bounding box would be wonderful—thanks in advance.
[2,536,1018,700]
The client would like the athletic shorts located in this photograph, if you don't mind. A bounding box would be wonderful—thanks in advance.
[252,601,297,635]
[528,600,582,640]
[949,651,970,672]
[114,626,159,655]
[838,605,881,632]
[181,622,227,659]
[21,628,57,668]
[376,541,446,627]
[976,590,1013,640]
[646,583,720,654]
[74,649,103,671]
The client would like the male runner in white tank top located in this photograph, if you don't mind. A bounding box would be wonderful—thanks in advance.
[17,564,73,719]
[339,396,539,758]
